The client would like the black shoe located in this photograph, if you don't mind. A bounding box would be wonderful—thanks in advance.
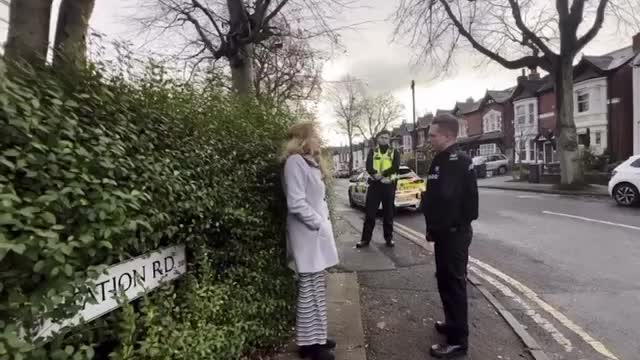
[355,241,370,248]
[297,340,336,358]
[385,239,395,247]
[429,343,468,359]
[297,344,335,360]
[434,321,449,335]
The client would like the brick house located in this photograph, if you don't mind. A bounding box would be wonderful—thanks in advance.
[510,72,550,164]
[452,89,515,160]
[569,43,639,161]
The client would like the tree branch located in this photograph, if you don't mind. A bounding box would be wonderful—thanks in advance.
[264,0,290,25]
[437,0,550,71]
[506,0,555,57]
[575,0,610,52]
[191,0,226,47]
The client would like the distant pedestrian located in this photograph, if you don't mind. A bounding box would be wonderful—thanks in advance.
[356,130,400,248]
[422,114,479,358]
[282,121,339,360]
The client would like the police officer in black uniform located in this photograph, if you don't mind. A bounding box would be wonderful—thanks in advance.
[356,130,400,248]
[422,114,478,359]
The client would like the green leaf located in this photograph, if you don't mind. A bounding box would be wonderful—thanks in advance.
[64,264,73,277]
[0,157,15,170]
[79,233,94,244]
[0,242,26,255]
[51,267,60,277]
[33,260,46,272]
[41,212,56,224]
[54,252,65,264]
[99,241,113,249]
[0,213,17,225]
[2,149,20,157]
[16,207,39,218]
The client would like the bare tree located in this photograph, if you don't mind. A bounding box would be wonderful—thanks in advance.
[329,76,366,173]
[139,0,349,96]
[394,0,640,186]
[4,0,53,65]
[355,93,404,142]
[52,0,96,71]
[253,32,325,109]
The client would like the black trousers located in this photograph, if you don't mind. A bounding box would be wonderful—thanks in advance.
[432,225,472,345]
[361,182,395,243]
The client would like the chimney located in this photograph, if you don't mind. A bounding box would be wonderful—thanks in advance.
[466,97,474,103]
[517,69,527,84]
[633,32,640,53]
[528,66,540,80]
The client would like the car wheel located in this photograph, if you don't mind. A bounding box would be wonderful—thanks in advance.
[348,190,356,208]
[613,183,639,207]
[498,166,507,175]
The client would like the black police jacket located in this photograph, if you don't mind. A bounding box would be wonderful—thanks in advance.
[421,144,479,231]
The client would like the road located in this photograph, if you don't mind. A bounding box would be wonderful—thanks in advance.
[333,179,640,360]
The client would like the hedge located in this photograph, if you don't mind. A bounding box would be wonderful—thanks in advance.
[0,61,296,359]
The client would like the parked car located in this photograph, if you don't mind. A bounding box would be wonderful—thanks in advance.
[348,166,426,210]
[608,155,640,206]
[334,168,350,178]
[484,154,510,175]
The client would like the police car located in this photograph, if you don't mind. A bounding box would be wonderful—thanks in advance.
[348,166,426,210]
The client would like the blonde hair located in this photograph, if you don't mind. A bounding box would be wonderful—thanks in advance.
[282,121,329,175]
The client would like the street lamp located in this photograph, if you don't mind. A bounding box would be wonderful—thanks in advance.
[411,80,418,172]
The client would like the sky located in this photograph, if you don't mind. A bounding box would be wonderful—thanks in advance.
[3,0,634,146]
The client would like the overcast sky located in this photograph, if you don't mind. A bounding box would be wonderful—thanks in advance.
[22,0,637,146]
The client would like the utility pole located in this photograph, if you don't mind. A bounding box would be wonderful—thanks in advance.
[411,80,418,173]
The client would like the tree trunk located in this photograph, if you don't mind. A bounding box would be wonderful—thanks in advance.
[227,0,254,95]
[4,0,53,65]
[52,0,96,71]
[347,118,354,173]
[230,44,255,95]
[554,57,583,186]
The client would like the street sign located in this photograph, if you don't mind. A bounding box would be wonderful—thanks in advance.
[34,245,187,341]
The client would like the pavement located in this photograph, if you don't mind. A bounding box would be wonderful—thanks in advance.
[477,175,610,197]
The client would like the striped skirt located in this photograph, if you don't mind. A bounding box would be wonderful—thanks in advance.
[296,271,328,346]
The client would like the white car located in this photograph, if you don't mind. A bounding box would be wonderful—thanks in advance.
[483,154,510,175]
[608,155,640,206]
[348,166,426,210]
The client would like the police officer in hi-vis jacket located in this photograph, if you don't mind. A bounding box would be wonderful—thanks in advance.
[356,130,400,248]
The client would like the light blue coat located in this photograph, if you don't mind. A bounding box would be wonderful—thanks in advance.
[283,154,339,273]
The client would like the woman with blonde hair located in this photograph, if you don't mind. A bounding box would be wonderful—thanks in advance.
[282,121,339,360]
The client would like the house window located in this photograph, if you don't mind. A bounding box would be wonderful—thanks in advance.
[458,120,468,138]
[483,112,503,133]
[544,142,558,163]
[577,90,590,113]
[418,131,425,146]
[479,143,497,156]
[517,141,526,162]
[528,140,535,161]
[403,135,412,152]
[516,105,526,124]
[528,103,535,124]
[595,131,601,145]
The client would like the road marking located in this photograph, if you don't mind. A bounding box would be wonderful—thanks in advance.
[469,266,573,352]
[469,258,620,360]
[543,211,640,231]
[394,221,620,360]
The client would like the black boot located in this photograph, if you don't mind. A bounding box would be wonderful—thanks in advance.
[429,343,468,359]
[297,340,336,358]
[297,344,335,360]
[355,241,370,248]
[385,239,395,247]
